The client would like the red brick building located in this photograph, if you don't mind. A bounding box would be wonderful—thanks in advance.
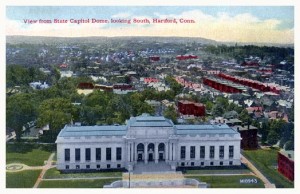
[232,125,258,150]
[203,77,243,93]
[176,55,198,60]
[218,73,281,94]
[178,100,205,117]
[144,77,159,84]
[149,56,160,61]
[278,150,294,181]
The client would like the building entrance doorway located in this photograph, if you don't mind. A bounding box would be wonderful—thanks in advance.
[158,143,165,161]
[137,143,145,162]
[148,153,154,161]
[138,153,143,161]
[159,153,164,160]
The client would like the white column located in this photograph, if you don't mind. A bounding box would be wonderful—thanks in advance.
[91,147,95,163]
[145,143,148,164]
[81,148,85,163]
[133,142,136,163]
[103,147,107,162]
[155,143,158,163]
[112,146,116,162]
[131,143,134,162]
[215,145,220,160]
[172,143,176,161]
[186,146,191,161]
[169,143,172,161]
[165,142,168,161]
[127,142,130,162]
[195,146,199,160]
[205,145,210,160]
[135,142,138,164]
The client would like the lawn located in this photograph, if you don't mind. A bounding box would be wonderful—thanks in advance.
[44,167,123,179]
[6,170,41,188]
[188,175,264,188]
[6,143,53,166]
[243,149,294,188]
[38,178,120,188]
[184,169,251,175]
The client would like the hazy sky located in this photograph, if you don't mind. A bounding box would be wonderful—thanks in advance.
[6,6,294,44]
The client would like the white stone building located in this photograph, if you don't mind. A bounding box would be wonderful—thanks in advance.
[56,114,241,171]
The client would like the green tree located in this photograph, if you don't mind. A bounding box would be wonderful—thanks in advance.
[211,104,224,117]
[260,120,269,143]
[267,130,279,146]
[6,93,36,140]
[37,98,75,142]
[269,119,286,135]
[285,140,294,150]
[279,122,294,148]
[238,109,251,124]
[204,101,213,112]
[216,97,229,110]
[164,105,177,124]
[165,76,183,95]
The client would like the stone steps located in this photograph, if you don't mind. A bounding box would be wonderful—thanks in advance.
[123,172,184,181]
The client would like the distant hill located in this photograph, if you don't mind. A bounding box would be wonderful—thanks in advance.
[6,35,218,45]
[6,36,293,48]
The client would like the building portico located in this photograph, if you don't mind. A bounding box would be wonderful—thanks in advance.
[127,140,173,164]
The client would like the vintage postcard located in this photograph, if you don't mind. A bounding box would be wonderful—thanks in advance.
[4,3,295,190]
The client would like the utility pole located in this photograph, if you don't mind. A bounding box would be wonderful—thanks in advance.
[129,170,131,188]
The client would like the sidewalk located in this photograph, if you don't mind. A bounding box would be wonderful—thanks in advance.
[33,153,55,188]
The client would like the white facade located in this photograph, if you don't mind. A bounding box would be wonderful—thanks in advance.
[56,114,241,171]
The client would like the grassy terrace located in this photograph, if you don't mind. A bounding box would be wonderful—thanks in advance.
[184,168,251,175]
[6,170,41,188]
[243,148,294,188]
[188,175,264,188]
[6,143,54,166]
[38,178,120,188]
[44,167,123,179]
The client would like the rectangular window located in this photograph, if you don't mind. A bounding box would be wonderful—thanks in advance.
[229,146,234,158]
[181,162,185,166]
[210,162,214,166]
[200,146,205,159]
[201,162,204,166]
[219,146,224,158]
[116,147,122,161]
[209,146,215,159]
[106,148,111,161]
[96,164,100,169]
[191,162,194,166]
[190,146,195,159]
[86,165,90,169]
[107,164,111,169]
[85,148,91,161]
[96,148,101,161]
[66,165,69,169]
[229,161,233,165]
[220,161,223,166]
[75,148,80,161]
[65,149,70,161]
[76,165,80,169]
[180,146,186,159]
[117,164,121,168]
